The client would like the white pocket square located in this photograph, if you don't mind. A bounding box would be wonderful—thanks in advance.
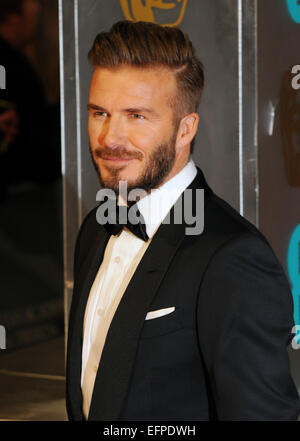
[145,306,175,321]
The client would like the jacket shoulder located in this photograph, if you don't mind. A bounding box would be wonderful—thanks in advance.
[205,191,264,240]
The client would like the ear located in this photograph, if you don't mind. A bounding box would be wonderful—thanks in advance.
[176,112,199,150]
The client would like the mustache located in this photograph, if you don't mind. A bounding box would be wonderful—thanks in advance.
[94,146,143,160]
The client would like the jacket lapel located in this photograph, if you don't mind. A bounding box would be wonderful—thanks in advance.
[88,167,213,420]
[66,226,110,420]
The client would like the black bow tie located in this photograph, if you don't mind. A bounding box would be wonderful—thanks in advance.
[100,200,149,242]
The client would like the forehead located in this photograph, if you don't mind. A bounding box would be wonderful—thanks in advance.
[89,66,177,108]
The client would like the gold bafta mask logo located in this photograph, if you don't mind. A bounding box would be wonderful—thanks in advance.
[120,0,188,27]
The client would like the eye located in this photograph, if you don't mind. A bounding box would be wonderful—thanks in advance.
[131,113,145,120]
[89,110,108,118]
[129,113,145,120]
[94,111,108,117]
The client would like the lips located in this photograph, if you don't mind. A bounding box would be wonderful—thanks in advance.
[95,147,143,162]
[101,156,134,162]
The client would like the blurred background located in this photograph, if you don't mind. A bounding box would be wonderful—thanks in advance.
[0,0,299,421]
[0,0,64,420]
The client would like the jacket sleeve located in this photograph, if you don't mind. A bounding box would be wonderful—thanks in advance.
[66,207,99,421]
[197,231,300,420]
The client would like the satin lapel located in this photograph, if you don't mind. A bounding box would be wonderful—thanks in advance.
[88,215,186,421]
[88,167,214,421]
[67,226,110,420]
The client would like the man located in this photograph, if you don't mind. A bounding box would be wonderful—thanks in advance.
[0,0,59,197]
[66,20,300,421]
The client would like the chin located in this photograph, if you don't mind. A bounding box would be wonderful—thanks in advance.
[98,168,140,192]
[117,164,141,182]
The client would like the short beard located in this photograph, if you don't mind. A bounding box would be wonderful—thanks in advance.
[90,129,177,195]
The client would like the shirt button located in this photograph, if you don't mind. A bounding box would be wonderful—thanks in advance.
[93,365,98,373]
[97,308,104,317]
[114,256,120,263]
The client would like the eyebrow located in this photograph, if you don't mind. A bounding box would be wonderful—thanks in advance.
[124,107,158,117]
[87,103,106,111]
[87,103,159,117]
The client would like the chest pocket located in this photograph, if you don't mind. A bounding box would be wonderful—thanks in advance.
[140,306,184,339]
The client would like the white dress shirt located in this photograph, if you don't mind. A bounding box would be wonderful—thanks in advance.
[81,157,197,419]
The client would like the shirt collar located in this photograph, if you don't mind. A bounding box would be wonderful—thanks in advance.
[136,157,197,239]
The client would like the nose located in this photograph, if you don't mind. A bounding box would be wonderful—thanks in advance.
[98,115,126,148]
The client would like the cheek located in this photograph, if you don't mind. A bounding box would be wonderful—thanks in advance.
[128,125,165,152]
[88,120,101,145]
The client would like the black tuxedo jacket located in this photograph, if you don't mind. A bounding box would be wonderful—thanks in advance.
[66,168,300,421]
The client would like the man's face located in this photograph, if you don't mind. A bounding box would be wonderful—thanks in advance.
[88,66,181,193]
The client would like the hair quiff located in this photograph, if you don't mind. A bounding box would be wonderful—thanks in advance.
[88,20,204,118]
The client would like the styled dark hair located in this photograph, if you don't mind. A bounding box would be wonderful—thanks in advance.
[88,20,204,118]
[0,0,24,25]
